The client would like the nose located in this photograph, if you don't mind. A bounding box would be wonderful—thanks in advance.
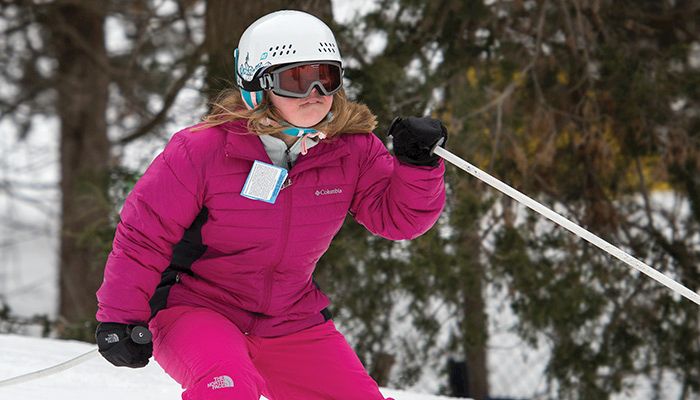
[308,85,322,97]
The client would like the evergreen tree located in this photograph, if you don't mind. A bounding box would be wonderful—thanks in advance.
[323,0,700,397]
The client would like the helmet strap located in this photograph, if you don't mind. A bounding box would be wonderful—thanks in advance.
[240,89,264,110]
[261,113,333,154]
[235,48,264,110]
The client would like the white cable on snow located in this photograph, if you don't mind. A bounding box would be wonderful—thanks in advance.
[0,348,98,388]
[434,146,700,306]
[0,326,151,388]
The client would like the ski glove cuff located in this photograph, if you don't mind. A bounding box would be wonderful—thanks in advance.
[96,322,153,368]
[389,116,448,167]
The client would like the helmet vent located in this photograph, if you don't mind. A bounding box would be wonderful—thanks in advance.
[268,44,294,57]
[318,42,337,53]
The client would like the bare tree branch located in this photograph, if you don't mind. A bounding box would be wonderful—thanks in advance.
[116,43,205,145]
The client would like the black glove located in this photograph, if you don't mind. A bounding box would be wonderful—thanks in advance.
[96,322,153,368]
[388,116,448,167]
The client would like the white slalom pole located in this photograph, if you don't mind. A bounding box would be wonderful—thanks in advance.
[0,326,152,388]
[0,349,98,388]
[433,146,700,307]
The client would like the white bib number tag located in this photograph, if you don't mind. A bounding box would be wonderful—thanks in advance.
[240,160,288,204]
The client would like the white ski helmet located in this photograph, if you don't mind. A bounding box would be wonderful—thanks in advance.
[235,10,343,109]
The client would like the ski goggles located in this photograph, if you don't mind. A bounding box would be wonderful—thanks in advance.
[265,62,344,98]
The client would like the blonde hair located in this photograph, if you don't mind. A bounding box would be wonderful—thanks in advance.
[198,88,377,138]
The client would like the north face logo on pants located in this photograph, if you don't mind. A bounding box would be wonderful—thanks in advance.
[207,375,234,390]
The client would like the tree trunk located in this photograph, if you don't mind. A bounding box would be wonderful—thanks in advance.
[204,0,334,102]
[47,2,111,340]
[455,187,490,399]
[462,254,490,400]
[441,34,491,396]
[370,351,396,387]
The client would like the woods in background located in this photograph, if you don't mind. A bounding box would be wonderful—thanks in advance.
[1,1,699,398]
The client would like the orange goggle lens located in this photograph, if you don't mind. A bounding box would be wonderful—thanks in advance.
[272,63,343,98]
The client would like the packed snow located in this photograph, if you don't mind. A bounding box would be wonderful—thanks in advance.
[0,334,468,400]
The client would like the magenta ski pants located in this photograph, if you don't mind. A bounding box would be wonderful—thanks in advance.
[148,306,393,400]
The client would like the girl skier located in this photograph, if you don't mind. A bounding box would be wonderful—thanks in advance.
[95,9,447,400]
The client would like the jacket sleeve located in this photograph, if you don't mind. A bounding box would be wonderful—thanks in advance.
[349,133,446,240]
[96,132,203,324]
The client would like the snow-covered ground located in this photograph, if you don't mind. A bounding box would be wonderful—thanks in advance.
[0,334,467,400]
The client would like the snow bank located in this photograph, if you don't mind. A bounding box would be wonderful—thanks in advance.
[0,334,467,400]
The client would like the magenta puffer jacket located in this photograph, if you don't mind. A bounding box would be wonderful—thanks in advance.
[96,120,445,337]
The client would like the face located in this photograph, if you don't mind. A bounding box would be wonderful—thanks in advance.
[268,89,333,128]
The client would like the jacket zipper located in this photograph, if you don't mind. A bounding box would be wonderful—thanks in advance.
[285,148,292,170]
[265,188,292,311]
[244,161,294,335]
[281,148,293,189]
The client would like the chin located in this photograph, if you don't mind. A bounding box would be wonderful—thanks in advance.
[294,121,322,128]
[292,114,327,128]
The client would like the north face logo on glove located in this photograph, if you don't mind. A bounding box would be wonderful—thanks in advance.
[207,375,235,390]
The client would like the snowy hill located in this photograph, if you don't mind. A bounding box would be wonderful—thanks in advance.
[0,334,468,400]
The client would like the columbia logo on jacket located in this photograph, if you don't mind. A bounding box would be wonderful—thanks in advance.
[315,188,343,196]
